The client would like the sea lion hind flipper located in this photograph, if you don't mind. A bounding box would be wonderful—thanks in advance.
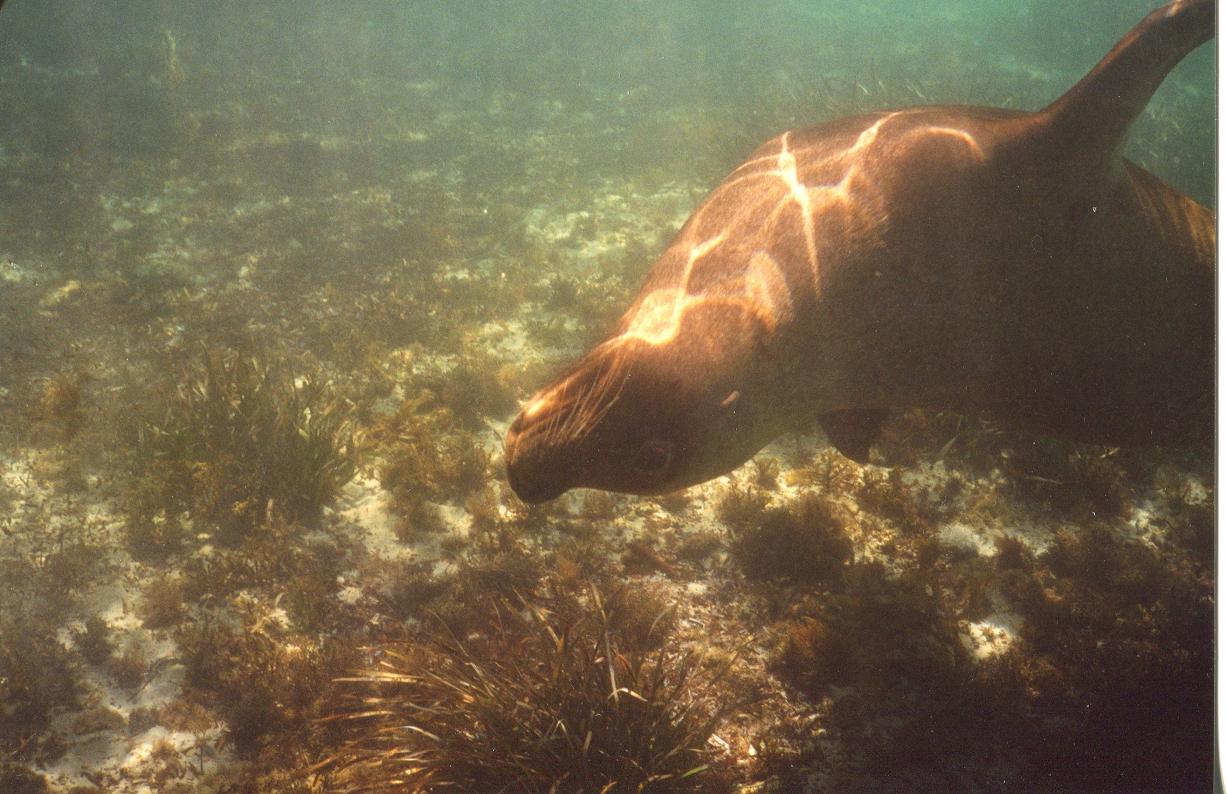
[819,408,890,464]
[1038,0,1214,165]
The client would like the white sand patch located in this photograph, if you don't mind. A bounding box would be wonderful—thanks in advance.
[336,475,413,562]
[939,521,1000,557]
[963,612,1021,659]
[1,256,32,283]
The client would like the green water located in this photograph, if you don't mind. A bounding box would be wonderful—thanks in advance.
[0,2,1214,792]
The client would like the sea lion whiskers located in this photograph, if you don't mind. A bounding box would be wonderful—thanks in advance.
[553,346,631,444]
[522,344,633,452]
[562,370,623,443]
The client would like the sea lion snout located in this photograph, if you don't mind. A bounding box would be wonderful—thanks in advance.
[505,455,566,503]
[504,336,788,502]
[504,412,573,503]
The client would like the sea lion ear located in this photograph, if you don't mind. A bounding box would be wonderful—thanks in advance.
[819,408,889,464]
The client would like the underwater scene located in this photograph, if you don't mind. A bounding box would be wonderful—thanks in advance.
[0,1,1215,792]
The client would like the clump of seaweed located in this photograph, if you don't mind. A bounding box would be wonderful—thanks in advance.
[785,446,861,491]
[0,534,107,627]
[721,491,852,585]
[714,482,771,531]
[0,762,48,793]
[177,616,361,764]
[750,456,779,489]
[605,583,676,652]
[856,467,944,535]
[31,370,88,442]
[500,485,553,535]
[870,409,1011,474]
[770,562,1027,783]
[773,563,966,700]
[146,736,189,789]
[74,615,113,666]
[139,575,186,630]
[543,273,580,310]
[427,356,518,431]
[579,490,620,521]
[549,535,613,592]
[130,347,355,543]
[772,517,1212,789]
[995,523,1213,789]
[622,536,680,578]
[320,592,731,792]
[676,530,723,566]
[654,488,692,514]
[1040,524,1161,603]
[121,508,188,562]
[0,617,80,761]
[70,706,126,742]
[1003,441,1132,519]
[378,398,490,529]
[1164,496,1214,562]
[463,484,508,546]
[109,644,148,692]
[377,561,451,621]
[369,528,548,635]
[454,541,544,602]
[179,519,348,633]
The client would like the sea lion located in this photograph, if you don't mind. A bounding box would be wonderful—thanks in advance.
[505,0,1215,503]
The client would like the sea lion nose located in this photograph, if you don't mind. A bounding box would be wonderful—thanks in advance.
[505,451,567,503]
[505,460,561,504]
[504,416,567,503]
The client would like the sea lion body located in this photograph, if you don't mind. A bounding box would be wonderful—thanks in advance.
[505,0,1214,503]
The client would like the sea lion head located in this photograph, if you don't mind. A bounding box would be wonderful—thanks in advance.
[505,290,789,503]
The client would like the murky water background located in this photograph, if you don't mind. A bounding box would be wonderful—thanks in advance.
[0,2,1214,791]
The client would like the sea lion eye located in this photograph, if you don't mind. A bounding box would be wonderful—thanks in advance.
[633,438,674,477]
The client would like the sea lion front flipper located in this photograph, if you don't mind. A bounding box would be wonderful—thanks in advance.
[819,408,889,464]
